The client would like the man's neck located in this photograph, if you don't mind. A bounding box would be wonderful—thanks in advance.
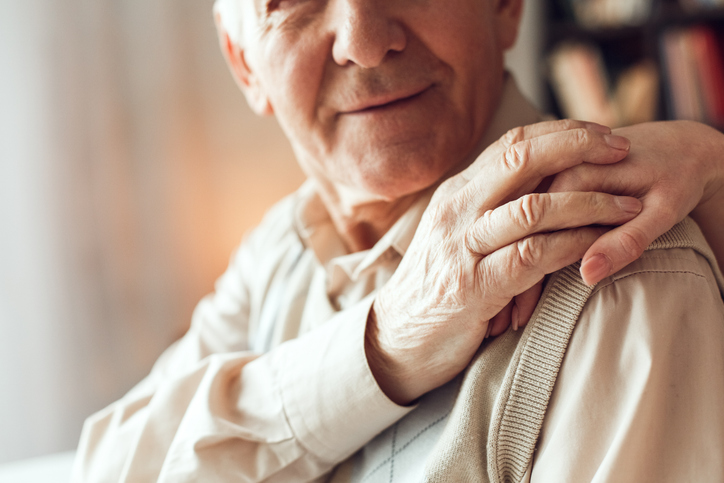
[312,179,423,253]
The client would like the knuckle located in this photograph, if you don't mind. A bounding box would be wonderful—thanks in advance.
[560,119,581,131]
[503,142,530,172]
[467,210,495,254]
[514,237,543,271]
[478,208,495,233]
[463,226,482,254]
[515,193,548,230]
[478,263,510,304]
[587,192,609,212]
[573,127,590,147]
[618,228,648,260]
[501,126,526,149]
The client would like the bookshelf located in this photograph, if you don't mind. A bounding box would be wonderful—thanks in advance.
[544,0,724,130]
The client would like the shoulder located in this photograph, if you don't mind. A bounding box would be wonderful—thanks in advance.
[241,184,309,254]
[590,245,722,304]
[583,217,724,331]
[187,185,312,352]
[578,244,724,351]
[533,243,724,481]
[226,182,315,281]
[206,184,310,313]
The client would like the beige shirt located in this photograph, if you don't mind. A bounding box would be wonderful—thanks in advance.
[72,79,724,482]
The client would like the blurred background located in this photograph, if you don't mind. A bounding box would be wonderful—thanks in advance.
[0,0,722,465]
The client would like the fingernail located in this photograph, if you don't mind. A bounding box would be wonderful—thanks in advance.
[512,305,519,331]
[581,253,613,285]
[616,196,642,214]
[585,122,611,134]
[605,134,630,151]
[485,322,492,339]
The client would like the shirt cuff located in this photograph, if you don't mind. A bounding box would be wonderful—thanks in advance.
[275,295,414,462]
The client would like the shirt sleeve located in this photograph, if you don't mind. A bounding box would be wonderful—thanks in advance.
[530,247,724,482]
[71,238,412,482]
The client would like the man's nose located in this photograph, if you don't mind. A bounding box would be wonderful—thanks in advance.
[330,0,407,68]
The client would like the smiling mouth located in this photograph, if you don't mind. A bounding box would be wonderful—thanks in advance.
[346,87,431,114]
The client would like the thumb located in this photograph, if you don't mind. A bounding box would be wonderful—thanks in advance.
[580,205,677,285]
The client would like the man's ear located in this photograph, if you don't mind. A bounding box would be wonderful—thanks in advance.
[493,0,524,51]
[215,17,274,116]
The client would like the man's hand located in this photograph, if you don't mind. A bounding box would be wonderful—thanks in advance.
[366,120,640,405]
[550,120,724,284]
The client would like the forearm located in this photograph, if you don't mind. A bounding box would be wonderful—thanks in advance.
[73,299,411,483]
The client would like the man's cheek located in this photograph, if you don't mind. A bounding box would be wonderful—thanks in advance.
[268,50,325,114]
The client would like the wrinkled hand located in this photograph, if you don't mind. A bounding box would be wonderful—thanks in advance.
[366,120,641,405]
[550,120,724,285]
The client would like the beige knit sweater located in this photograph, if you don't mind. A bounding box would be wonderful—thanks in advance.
[422,217,724,482]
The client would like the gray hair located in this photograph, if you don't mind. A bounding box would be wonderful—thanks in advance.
[214,0,245,46]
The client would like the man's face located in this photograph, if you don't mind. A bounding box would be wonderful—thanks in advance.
[240,0,517,201]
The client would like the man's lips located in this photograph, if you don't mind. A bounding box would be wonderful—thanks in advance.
[342,85,432,114]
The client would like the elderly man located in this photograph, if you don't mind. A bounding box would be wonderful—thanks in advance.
[73,0,724,481]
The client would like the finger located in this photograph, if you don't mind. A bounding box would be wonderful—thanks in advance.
[465,192,642,255]
[548,163,643,197]
[489,301,514,338]
[512,281,544,330]
[479,227,605,308]
[496,120,612,154]
[580,199,681,285]
[458,129,632,213]
[454,120,613,190]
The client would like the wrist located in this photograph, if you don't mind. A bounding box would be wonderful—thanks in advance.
[694,164,724,222]
[364,303,419,406]
[697,122,724,205]
[692,184,724,225]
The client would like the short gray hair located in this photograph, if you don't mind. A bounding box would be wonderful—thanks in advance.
[214,0,245,46]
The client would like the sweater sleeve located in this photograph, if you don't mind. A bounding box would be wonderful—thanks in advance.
[530,247,724,482]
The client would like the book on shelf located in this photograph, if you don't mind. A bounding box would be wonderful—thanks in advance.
[557,0,724,28]
[557,0,654,28]
[679,0,724,12]
[548,42,659,127]
[661,26,724,126]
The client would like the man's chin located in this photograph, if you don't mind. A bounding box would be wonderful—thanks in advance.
[330,131,471,201]
[347,164,449,202]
